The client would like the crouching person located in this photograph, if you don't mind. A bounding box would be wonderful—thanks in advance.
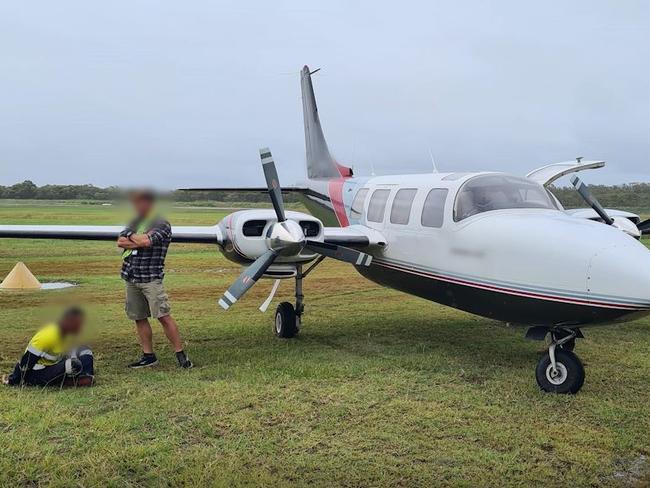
[2,307,94,387]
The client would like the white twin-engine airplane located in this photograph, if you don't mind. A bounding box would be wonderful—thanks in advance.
[2,66,650,394]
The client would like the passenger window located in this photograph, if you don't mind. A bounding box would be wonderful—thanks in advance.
[367,189,391,223]
[350,188,368,219]
[421,189,448,228]
[390,189,417,224]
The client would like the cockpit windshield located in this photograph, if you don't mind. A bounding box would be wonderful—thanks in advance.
[454,174,559,221]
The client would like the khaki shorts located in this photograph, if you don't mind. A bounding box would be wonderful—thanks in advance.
[125,279,171,321]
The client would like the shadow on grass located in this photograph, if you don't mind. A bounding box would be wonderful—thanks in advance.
[176,308,540,379]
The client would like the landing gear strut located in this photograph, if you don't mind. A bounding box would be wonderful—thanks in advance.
[535,327,585,394]
[274,257,325,338]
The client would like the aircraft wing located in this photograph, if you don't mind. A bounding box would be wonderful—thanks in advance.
[323,225,386,248]
[526,160,605,187]
[0,225,223,244]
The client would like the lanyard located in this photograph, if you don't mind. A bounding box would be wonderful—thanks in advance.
[122,218,154,259]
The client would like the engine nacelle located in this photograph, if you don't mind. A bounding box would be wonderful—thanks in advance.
[218,210,323,273]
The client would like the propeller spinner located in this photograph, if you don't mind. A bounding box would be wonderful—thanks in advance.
[218,148,373,310]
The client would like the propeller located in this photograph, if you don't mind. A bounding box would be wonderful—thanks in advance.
[218,148,373,310]
[260,148,286,222]
[304,240,373,266]
[570,175,642,238]
[638,219,650,236]
[570,175,614,225]
[218,249,278,310]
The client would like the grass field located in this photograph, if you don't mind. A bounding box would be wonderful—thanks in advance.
[1,202,650,487]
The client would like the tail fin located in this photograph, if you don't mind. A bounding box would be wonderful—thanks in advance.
[301,66,353,180]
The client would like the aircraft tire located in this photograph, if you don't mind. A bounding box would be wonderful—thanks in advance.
[535,349,585,394]
[275,302,298,338]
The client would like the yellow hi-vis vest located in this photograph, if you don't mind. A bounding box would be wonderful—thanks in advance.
[26,323,67,367]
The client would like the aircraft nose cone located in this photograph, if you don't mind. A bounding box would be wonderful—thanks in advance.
[587,241,650,308]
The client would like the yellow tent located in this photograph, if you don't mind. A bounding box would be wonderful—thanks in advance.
[0,262,41,289]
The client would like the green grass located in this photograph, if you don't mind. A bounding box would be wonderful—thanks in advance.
[1,202,649,487]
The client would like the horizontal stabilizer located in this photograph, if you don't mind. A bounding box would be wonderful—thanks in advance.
[178,187,308,193]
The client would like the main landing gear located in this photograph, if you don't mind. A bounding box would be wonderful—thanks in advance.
[274,257,324,339]
[527,326,585,394]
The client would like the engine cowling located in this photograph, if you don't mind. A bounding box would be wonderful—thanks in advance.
[218,209,323,276]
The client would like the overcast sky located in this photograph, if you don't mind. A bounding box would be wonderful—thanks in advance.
[1,1,649,188]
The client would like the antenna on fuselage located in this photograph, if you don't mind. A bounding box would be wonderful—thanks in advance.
[428,148,439,173]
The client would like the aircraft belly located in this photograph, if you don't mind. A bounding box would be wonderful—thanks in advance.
[356,261,648,326]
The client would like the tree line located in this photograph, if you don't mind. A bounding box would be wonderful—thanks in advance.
[1,179,650,208]
[549,183,650,209]
[0,180,289,203]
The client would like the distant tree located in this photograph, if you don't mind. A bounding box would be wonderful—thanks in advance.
[8,180,38,199]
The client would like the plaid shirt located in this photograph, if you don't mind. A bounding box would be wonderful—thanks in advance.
[120,217,172,283]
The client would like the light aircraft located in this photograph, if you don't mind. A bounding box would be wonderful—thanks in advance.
[2,66,650,394]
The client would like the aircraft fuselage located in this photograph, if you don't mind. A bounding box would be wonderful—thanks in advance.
[299,172,650,327]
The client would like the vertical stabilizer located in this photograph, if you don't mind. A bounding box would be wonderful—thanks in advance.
[301,66,353,180]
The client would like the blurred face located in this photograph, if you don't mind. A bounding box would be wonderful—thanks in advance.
[131,195,154,218]
[60,314,84,335]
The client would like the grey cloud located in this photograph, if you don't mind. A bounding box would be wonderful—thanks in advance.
[0,0,648,188]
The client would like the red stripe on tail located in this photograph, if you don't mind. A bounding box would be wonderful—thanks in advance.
[328,177,350,227]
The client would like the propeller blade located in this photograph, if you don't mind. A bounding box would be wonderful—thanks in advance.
[260,148,286,222]
[305,240,373,267]
[218,249,278,310]
[570,175,614,225]
[638,218,650,235]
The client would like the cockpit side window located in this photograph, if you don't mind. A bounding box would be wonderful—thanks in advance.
[350,188,368,220]
[454,175,558,222]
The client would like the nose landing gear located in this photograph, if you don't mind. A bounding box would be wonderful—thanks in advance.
[273,258,323,339]
[534,328,585,394]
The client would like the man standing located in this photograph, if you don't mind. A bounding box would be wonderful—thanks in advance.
[117,190,192,369]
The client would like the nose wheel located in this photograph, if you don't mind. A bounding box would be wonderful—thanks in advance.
[535,328,585,394]
[274,302,299,338]
[273,260,319,339]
